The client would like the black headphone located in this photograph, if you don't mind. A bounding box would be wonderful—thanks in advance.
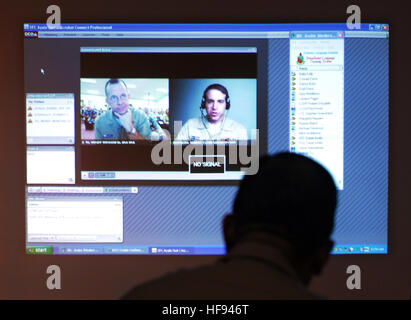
[200,84,231,110]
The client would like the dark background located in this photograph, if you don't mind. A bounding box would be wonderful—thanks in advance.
[81,52,257,78]
[0,0,410,299]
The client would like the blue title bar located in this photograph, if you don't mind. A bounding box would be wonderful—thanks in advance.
[290,31,345,39]
[23,23,389,32]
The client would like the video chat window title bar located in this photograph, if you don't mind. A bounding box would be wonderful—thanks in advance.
[80,47,257,53]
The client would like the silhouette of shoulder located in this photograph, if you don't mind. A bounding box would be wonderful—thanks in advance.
[122,239,323,300]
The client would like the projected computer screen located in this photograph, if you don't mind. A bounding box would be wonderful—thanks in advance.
[24,23,388,255]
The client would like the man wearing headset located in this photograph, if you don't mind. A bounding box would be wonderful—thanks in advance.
[175,84,248,142]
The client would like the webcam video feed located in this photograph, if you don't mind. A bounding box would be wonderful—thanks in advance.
[80,49,260,182]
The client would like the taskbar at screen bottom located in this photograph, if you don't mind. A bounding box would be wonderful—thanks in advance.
[25,244,388,255]
[25,245,226,255]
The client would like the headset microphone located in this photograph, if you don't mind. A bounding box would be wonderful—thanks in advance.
[200,106,206,119]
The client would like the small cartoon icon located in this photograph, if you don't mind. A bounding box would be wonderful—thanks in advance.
[297,53,305,65]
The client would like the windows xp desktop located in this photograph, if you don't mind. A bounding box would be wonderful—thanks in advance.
[24,23,388,255]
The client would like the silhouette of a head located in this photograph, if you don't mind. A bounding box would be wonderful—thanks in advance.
[231,152,337,257]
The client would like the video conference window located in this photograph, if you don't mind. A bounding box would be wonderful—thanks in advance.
[80,48,260,182]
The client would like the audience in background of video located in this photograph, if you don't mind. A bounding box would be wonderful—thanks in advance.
[80,100,99,131]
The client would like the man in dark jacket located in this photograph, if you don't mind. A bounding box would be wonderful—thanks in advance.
[123,152,337,299]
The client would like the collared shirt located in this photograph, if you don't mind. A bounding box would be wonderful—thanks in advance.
[94,108,157,140]
[175,116,248,142]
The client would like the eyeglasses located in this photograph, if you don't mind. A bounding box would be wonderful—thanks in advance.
[108,93,128,104]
